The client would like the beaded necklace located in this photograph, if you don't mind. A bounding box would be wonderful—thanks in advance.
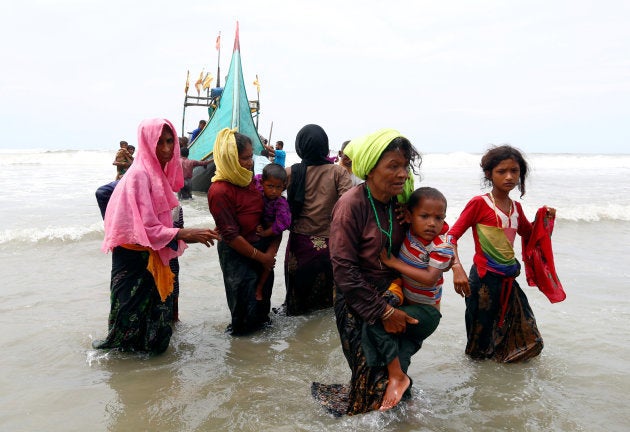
[366,185,393,257]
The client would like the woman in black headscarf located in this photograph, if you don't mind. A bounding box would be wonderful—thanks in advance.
[283,124,353,316]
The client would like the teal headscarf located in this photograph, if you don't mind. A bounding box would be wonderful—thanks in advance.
[344,128,415,202]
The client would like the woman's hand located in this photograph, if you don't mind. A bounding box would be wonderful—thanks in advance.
[177,228,221,247]
[382,308,418,334]
[394,202,408,225]
[544,206,556,219]
[452,264,470,297]
[256,250,276,271]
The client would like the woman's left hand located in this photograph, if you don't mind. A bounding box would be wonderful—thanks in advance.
[394,202,408,225]
[177,228,221,246]
[383,308,418,334]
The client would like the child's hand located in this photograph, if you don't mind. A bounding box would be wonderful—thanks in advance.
[379,248,396,268]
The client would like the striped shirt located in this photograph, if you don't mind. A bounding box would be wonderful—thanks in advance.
[399,230,454,305]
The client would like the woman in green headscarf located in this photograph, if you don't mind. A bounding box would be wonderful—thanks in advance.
[207,128,277,335]
[312,128,429,415]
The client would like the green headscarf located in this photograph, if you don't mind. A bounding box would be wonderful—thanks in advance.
[211,128,253,187]
[344,128,415,202]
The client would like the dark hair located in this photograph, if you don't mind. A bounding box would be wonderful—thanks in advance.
[276,140,284,149]
[262,163,287,183]
[180,147,189,157]
[481,144,528,197]
[340,140,351,152]
[234,132,253,154]
[406,186,447,212]
[377,136,422,175]
[127,145,135,152]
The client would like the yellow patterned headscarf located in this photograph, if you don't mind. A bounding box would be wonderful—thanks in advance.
[344,128,415,202]
[211,128,253,187]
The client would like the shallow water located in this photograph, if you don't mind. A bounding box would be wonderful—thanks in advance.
[1,151,629,431]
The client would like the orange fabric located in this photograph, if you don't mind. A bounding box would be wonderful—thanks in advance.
[387,278,404,304]
[122,244,175,302]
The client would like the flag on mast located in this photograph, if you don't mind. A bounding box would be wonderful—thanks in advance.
[195,70,204,95]
[215,33,221,51]
[184,70,190,94]
[253,75,260,93]
[202,72,214,90]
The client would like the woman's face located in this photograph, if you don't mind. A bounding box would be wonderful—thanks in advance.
[366,149,409,201]
[238,143,254,172]
[155,126,175,168]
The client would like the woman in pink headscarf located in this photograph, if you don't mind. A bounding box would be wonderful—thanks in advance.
[93,118,219,354]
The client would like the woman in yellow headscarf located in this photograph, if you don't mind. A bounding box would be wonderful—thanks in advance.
[312,128,430,415]
[208,128,277,335]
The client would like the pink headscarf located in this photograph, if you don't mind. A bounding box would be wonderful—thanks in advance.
[102,118,187,264]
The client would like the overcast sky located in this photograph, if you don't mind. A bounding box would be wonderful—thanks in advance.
[2,0,628,153]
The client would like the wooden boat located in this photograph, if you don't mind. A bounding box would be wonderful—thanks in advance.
[184,22,264,192]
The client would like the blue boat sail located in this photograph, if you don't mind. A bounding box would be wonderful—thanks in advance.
[186,22,263,191]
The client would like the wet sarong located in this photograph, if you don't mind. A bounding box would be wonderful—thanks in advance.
[93,246,172,354]
[311,295,438,416]
[283,232,334,316]
[217,238,273,335]
[465,265,543,362]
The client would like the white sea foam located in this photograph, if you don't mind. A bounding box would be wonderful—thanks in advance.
[0,150,626,245]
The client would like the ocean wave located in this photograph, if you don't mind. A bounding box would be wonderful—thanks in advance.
[0,208,627,245]
[0,213,215,245]
[0,224,105,245]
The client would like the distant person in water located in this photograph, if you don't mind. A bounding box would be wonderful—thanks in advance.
[113,140,134,180]
[178,147,212,200]
[338,140,363,186]
[94,118,219,354]
[189,120,207,143]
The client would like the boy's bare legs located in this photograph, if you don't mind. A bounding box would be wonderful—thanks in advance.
[379,356,410,411]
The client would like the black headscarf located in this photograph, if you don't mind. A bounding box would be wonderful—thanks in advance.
[287,124,332,221]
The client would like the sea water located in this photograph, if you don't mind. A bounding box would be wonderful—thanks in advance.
[0,149,628,431]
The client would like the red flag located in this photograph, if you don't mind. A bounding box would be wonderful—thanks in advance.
[215,33,221,51]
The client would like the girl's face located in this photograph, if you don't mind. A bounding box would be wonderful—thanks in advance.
[238,143,254,172]
[366,149,409,202]
[262,177,284,200]
[406,197,447,242]
[489,158,520,195]
[155,126,175,168]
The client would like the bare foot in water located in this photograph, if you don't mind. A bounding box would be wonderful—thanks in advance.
[379,373,411,411]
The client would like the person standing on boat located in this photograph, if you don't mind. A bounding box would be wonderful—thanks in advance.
[94,118,219,354]
[283,124,352,316]
[263,140,287,167]
[207,128,277,335]
[189,119,207,143]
